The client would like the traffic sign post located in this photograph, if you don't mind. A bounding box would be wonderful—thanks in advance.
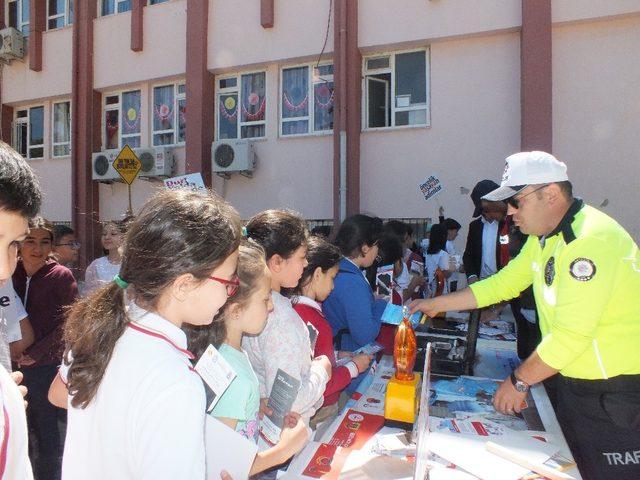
[113,145,142,215]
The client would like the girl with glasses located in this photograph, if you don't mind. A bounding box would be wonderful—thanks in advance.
[56,190,242,480]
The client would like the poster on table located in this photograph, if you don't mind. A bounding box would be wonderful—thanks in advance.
[418,174,444,202]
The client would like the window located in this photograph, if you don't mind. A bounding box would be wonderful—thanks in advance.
[280,64,334,136]
[104,90,141,150]
[364,50,429,129]
[216,72,266,140]
[47,0,73,30]
[8,0,29,36]
[52,101,71,157]
[101,0,130,16]
[152,83,185,146]
[149,0,168,4]
[14,107,44,159]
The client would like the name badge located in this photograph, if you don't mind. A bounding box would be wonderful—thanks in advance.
[499,234,509,245]
[195,344,237,412]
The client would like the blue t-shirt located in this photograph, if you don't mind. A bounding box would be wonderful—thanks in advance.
[209,343,261,443]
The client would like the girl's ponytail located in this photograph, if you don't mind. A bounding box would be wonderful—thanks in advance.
[64,281,129,409]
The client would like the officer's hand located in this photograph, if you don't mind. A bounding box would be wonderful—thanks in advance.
[493,377,527,415]
[409,298,439,317]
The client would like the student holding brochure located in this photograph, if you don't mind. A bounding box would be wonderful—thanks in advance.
[58,190,242,480]
[290,236,373,426]
[242,210,331,425]
[187,242,309,475]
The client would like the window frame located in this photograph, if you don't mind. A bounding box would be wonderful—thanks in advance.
[102,89,142,151]
[7,0,30,36]
[215,70,267,141]
[279,62,334,138]
[100,0,130,16]
[149,0,169,5]
[151,82,185,147]
[14,105,45,160]
[51,100,71,158]
[46,0,73,30]
[362,48,430,131]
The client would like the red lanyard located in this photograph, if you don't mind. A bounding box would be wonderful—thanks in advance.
[126,323,195,360]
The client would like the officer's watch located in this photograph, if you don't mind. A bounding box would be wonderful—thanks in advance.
[510,372,530,393]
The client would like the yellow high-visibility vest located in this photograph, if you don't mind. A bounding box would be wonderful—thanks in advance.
[470,200,640,379]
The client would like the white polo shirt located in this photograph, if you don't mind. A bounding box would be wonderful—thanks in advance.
[0,280,26,343]
[61,304,206,480]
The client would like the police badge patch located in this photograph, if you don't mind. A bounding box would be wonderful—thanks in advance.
[544,257,555,286]
[569,258,596,281]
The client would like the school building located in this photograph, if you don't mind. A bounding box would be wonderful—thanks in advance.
[1,0,639,260]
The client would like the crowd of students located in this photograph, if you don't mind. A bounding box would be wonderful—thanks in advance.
[1,137,545,480]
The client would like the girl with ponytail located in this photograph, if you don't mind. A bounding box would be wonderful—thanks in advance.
[57,189,241,480]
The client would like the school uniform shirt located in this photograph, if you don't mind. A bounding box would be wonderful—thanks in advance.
[209,343,261,443]
[293,297,358,407]
[83,256,121,296]
[323,258,388,352]
[425,250,450,296]
[242,291,329,419]
[61,303,206,480]
[0,363,33,480]
[12,261,77,367]
[480,217,499,279]
[0,280,27,343]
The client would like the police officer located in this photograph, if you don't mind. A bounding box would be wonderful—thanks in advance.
[411,151,640,480]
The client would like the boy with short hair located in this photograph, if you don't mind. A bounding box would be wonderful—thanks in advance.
[0,140,41,480]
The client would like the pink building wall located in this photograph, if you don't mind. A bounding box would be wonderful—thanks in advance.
[1,0,638,240]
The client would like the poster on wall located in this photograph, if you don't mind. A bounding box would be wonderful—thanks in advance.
[418,174,443,202]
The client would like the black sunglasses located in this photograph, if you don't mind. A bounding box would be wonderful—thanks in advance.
[507,184,548,209]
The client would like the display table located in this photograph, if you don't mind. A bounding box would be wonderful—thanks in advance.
[280,340,582,480]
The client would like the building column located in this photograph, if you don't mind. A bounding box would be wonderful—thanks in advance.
[131,0,147,52]
[29,0,45,72]
[261,0,274,28]
[185,0,213,186]
[521,0,552,152]
[332,0,361,224]
[71,1,102,266]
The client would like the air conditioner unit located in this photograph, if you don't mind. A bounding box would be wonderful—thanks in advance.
[91,150,121,182]
[134,147,175,179]
[211,140,256,177]
[0,27,24,61]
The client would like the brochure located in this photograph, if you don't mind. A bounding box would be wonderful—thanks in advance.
[205,415,258,480]
[381,302,422,327]
[261,369,301,445]
[375,264,395,299]
[335,342,384,367]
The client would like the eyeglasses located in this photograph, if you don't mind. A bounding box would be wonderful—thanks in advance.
[507,184,549,209]
[56,242,81,249]
[209,274,240,297]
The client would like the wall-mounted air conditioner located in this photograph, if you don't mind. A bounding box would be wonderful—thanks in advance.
[211,140,256,177]
[134,147,175,179]
[91,150,120,182]
[0,27,24,62]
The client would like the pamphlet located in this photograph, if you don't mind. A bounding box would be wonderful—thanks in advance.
[307,323,319,352]
[410,259,424,275]
[194,344,237,412]
[375,264,394,299]
[163,173,207,193]
[381,302,422,327]
[261,369,301,445]
[335,342,384,367]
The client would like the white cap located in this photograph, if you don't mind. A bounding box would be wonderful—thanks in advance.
[482,151,569,201]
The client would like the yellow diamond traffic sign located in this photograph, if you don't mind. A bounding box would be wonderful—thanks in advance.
[113,145,142,185]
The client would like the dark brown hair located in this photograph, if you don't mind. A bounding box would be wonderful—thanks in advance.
[64,190,241,408]
[332,214,383,258]
[245,209,308,260]
[287,235,341,298]
[27,216,54,241]
[187,240,269,357]
[0,141,41,217]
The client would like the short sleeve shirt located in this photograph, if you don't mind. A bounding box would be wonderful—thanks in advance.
[0,280,26,343]
[209,344,260,443]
